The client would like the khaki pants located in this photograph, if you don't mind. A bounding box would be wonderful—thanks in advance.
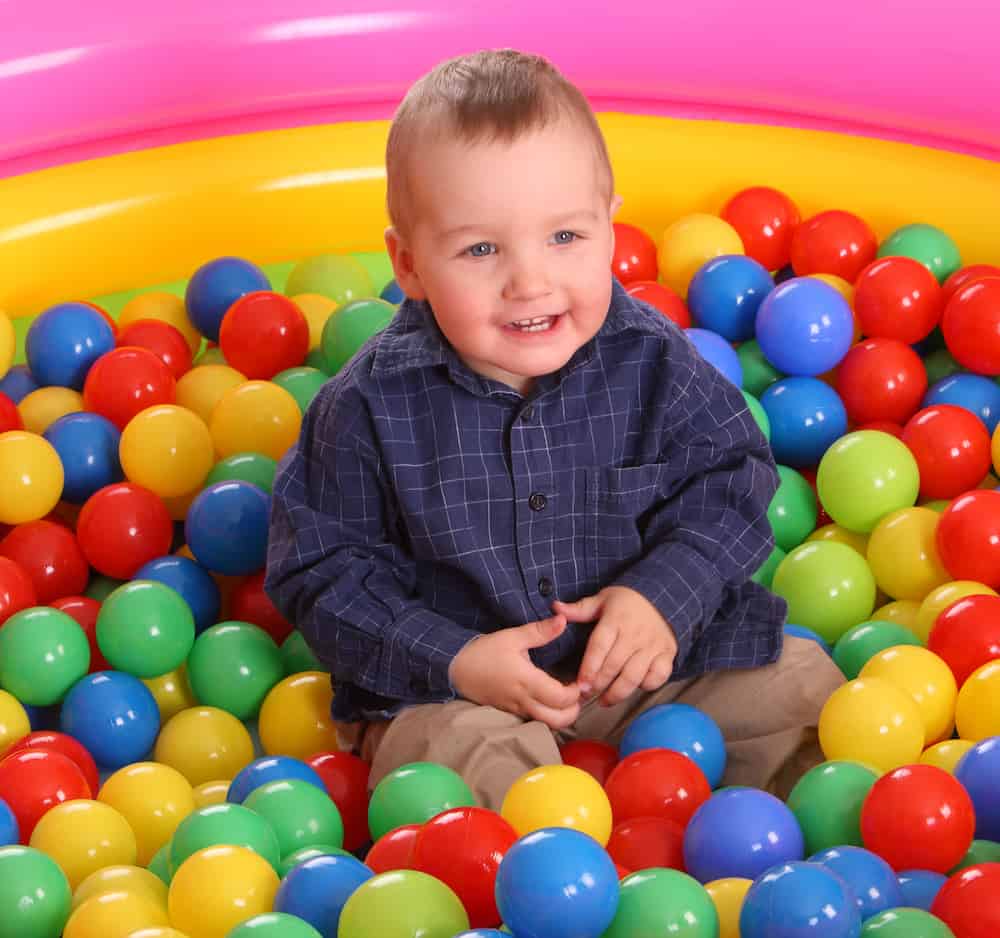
[356,636,844,811]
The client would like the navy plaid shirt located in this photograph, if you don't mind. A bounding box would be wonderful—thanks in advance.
[265,278,786,722]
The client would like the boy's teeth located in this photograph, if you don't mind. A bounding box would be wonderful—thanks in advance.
[512,316,552,325]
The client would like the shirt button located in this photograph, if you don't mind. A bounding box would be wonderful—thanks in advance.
[538,576,554,597]
[528,492,547,512]
[521,405,535,421]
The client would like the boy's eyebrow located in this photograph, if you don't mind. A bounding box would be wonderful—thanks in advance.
[438,210,599,240]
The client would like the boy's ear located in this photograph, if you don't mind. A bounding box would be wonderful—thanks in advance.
[384,226,427,301]
[610,193,624,219]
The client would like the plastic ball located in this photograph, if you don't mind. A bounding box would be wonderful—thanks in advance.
[184,481,269,576]
[925,374,1000,436]
[952,740,999,844]
[272,366,327,414]
[790,209,878,282]
[42,412,123,504]
[119,292,201,354]
[364,823,420,874]
[83,347,177,431]
[786,760,879,855]
[832,620,922,680]
[7,730,99,797]
[71,863,168,913]
[836,338,928,427]
[917,582,997,645]
[141,666,196,724]
[0,749,90,841]
[938,492,1000,587]
[618,703,726,788]
[25,303,116,390]
[290,294,339,351]
[0,392,21,435]
[752,545,786,588]
[603,868,717,938]
[943,266,1000,305]
[225,913,322,938]
[0,431,64,524]
[0,523,81,607]
[809,845,903,920]
[257,671,339,760]
[338,868,469,938]
[955,661,1000,740]
[209,380,301,461]
[18,386,84,435]
[685,328,742,386]
[285,254,373,307]
[604,748,710,828]
[218,292,309,380]
[116,319,193,381]
[133,556,219,636]
[174,365,245,425]
[720,186,800,272]
[368,762,475,843]
[879,223,962,284]
[854,256,943,344]
[858,907,955,937]
[0,311,12,380]
[244,778,344,857]
[767,465,818,552]
[743,390,771,439]
[931,862,1000,937]
[605,815,685,873]
[320,298,396,375]
[228,571,292,643]
[658,213,744,298]
[687,255,773,341]
[153,706,254,787]
[277,844,352,877]
[760,377,847,468]
[227,755,325,805]
[871,598,922,632]
[184,257,270,343]
[306,751,371,852]
[191,780,230,809]
[205,452,277,495]
[0,365,38,404]
[169,802,280,875]
[0,606,90,706]
[0,689,30,757]
[0,556,36,625]
[0,845,72,938]
[943,278,1000,376]
[0,797,16,845]
[897,869,947,911]
[920,739,976,775]
[379,279,405,304]
[611,222,658,284]
[119,405,213,498]
[626,280,691,327]
[904,405,992,501]
[63,890,169,938]
[866,507,951,602]
[281,630,323,675]
[274,853,374,936]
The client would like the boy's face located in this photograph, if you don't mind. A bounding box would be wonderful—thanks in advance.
[386,119,622,395]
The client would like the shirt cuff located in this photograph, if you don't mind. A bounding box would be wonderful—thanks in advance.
[388,607,483,702]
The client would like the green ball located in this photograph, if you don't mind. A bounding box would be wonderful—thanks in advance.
[786,760,879,855]
[817,430,920,533]
[743,391,770,440]
[738,339,784,397]
[321,299,396,374]
[84,574,123,601]
[281,631,325,676]
[768,465,818,552]
[186,622,284,720]
[368,762,476,843]
[833,620,923,679]
[286,254,374,306]
[244,779,344,857]
[194,345,228,367]
[338,870,469,938]
[272,366,328,414]
[771,541,877,644]
[0,845,71,938]
[924,349,961,386]
[860,906,956,937]
[922,499,951,514]
[147,842,172,885]
[277,844,353,877]
[603,868,718,938]
[751,545,786,589]
[305,347,331,374]
[96,580,196,679]
[877,223,962,284]
[226,912,323,938]
[0,607,90,706]
[169,803,281,875]
[205,452,279,494]
[951,838,1000,872]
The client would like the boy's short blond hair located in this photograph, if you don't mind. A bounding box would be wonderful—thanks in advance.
[386,49,615,237]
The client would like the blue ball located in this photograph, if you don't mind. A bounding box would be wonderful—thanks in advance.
[784,624,833,656]
[25,302,116,389]
[185,481,270,575]
[740,861,861,938]
[0,797,18,846]
[43,412,123,504]
[686,328,743,387]
[683,788,805,883]
[619,703,726,788]
[955,736,1000,841]
[760,377,848,468]
[134,555,221,635]
[0,365,39,403]
[185,256,270,342]
[274,853,373,938]
[687,255,775,342]
[228,756,327,804]
[897,869,947,911]
[755,278,854,377]
[809,845,903,920]
[495,828,619,938]
[923,373,1000,433]
[60,671,160,770]
[379,279,406,304]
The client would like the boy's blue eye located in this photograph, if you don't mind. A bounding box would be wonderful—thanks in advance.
[553,230,578,244]
[466,242,496,257]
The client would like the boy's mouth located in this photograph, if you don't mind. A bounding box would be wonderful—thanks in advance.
[506,314,562,333]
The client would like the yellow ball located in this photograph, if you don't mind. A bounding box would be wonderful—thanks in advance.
[73,865,168,912]
[98,763,196,866]
[128,930,191,938]
[818,677,925,773]
[291,294,338,350]
[167,845,279,938]
[192,780,231,809]
[809,273,855,305]
[142,667,198,725]
[0,309,14,377]
[658,213,744,297]
[859,645,958,745]
[706,877,752,938]
[209,380,301,462]
[500,764,613,846]
[870,599,922,636]
[919,739,976,775]
[0,430,64,524]
[153,707,255,787]
[807,523,869,557]
[866,507,951,602]
[120,292,201,355]
[955,660,1000,740]
[257,671,339,759]
[18,386,84,434]
[119,405,214,498]
[30,799,138,890]
[915,580,997,643]
[64,890,169,938]
[175,365,246,425]
[0,688,30,756]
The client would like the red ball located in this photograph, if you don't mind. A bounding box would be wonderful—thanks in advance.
[83,346,177,430]
[798,468,833,527]
[6,730,100,797]
[858,420,904,438]
[50,595,108,673]
[0,748,91,841]
[929,593,1000,687]
[0,520,89,605]
[721,186,801,272]
[0,392,23,433]
[83,302,119,337]
[76,483,173,580]
[835,339,927,427]
[604,749,710,829]
[942,278,1000,375]
[943,265,1000,306]
[789,210,878,283]
[931,864,1000,938]
[936,489,1000,588]
[411,807,518,927]
[606,815,686,875]
[558,739,619,786]
[861,764,975,873]
[612,223,659,285]
[365,823,420,873]
[854,256,943,344]
[229,571,293,644]
[306,751,370,852]
[0,555,37,626]
[219,292,310,380]
[116,319,193,381]
[626,281,691,328]
[901,404,992,500]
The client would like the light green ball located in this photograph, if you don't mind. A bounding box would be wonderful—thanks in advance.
[877,223,962,283]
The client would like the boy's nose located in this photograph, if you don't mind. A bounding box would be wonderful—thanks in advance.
[503,257,551,302]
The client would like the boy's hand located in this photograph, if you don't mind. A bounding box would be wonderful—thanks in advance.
[448,614,582,729]
[554,586,677,707]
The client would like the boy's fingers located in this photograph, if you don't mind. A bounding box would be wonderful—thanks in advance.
[639,653,675,691]
[523,698,581,731]
[523,666,581,710]
[552,594,603,622]
[601,650,649,706]
[516,613,567,650]
[591,635,633,698]
[578,621,617,692]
